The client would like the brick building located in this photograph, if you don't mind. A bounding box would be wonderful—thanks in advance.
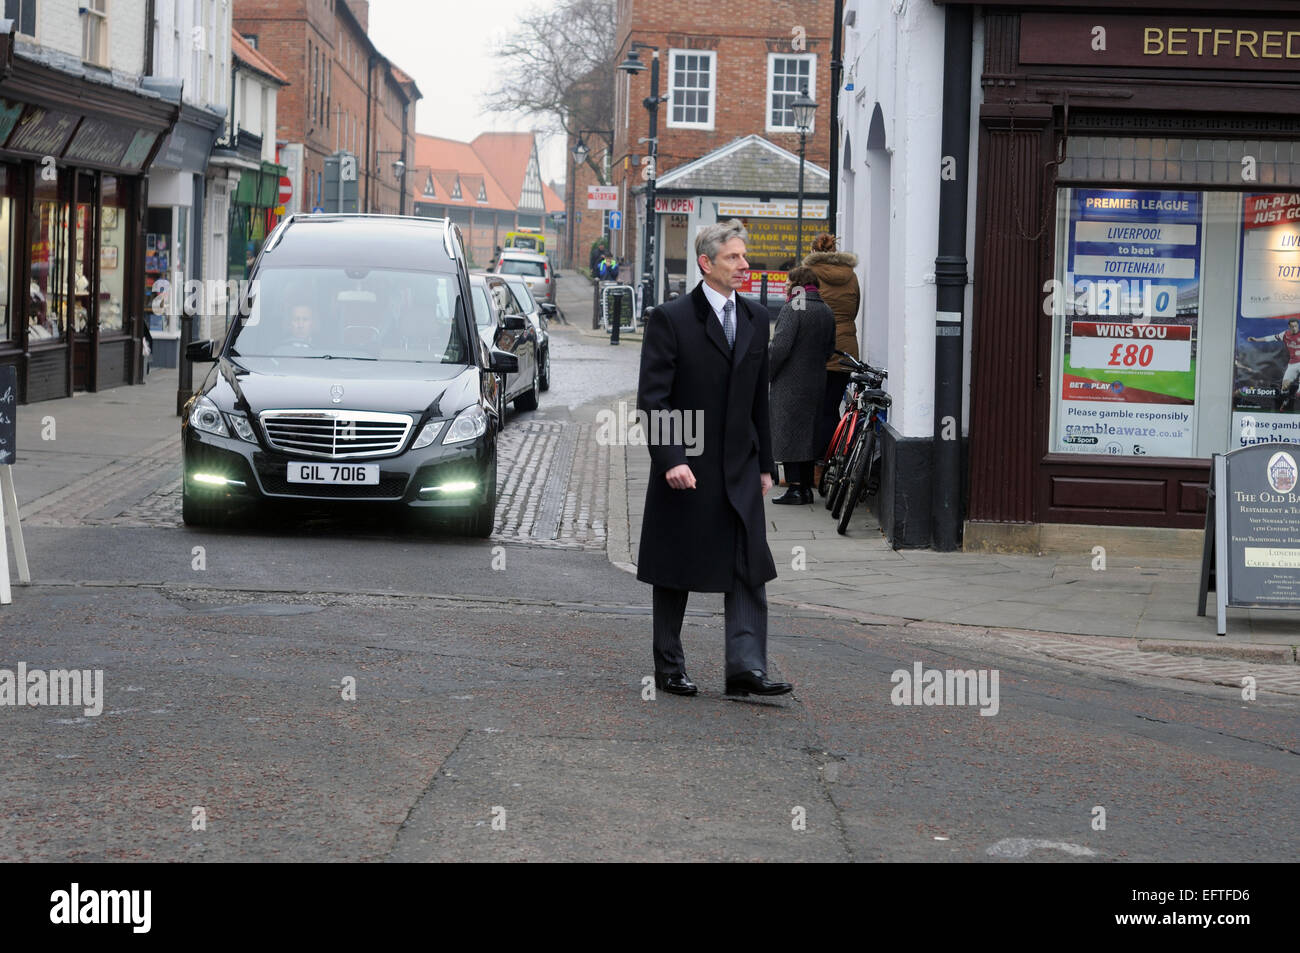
[232,0,420,218]
[600,0,833,303]
[409,132,564,270]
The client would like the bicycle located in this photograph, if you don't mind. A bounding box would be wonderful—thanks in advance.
[820,351,886,505]
[831,380,890,535]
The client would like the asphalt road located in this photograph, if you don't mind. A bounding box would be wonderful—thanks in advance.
[1,277,1296,862]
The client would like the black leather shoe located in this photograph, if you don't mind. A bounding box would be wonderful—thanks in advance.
[772,487,809,505]
[725,670,793,696]
[655,672,698,695]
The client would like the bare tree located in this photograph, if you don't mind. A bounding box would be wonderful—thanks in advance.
[485,0,617,183]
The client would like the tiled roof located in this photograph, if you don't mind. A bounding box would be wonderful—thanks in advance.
[471,131,535,206]
[232,31,289,86]
[656,135,830,194]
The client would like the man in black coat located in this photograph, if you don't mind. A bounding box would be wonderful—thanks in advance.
[635,220,792,698]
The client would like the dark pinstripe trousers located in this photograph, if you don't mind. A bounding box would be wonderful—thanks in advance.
[652,521,768,678]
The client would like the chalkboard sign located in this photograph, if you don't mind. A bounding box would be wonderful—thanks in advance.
[1198,442,1300,634]
[0,365,15,466]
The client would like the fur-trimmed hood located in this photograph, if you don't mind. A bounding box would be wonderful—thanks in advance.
[802,250,859,284]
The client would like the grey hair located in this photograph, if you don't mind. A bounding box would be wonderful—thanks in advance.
[695,219,749,262]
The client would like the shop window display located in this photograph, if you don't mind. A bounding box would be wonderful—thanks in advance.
[29,177,69,343]
[97,176,125,333]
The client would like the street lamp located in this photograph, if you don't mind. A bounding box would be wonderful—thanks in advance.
[377,150,407,214]
[619,42,664,317]
[791,87,819,263]
[569,129,614,270]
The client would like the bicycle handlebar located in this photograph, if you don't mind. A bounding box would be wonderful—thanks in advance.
[836,349,886,378]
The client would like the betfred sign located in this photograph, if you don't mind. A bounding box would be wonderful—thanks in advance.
[587,186,619,210]
[654,197,695,214]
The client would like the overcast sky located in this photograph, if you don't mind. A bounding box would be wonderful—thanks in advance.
[368,0,569,188]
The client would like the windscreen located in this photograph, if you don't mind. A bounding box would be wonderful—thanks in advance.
[230,266,471,364]
[505,279,536,313]
[499,259,545,277]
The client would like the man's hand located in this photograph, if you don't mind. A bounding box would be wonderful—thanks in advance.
[760,472,773,497]
[665,464,697,489]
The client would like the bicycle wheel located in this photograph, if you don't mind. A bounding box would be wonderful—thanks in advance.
[837,428,877,536]
[823,412,855,507]
[830,428,865,520]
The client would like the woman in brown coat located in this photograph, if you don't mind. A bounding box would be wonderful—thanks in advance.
[803,233,861,467]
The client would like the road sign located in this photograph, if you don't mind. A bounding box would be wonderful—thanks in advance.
[312,206,323,214]
[278,175,293,205]
[609,211,622,231]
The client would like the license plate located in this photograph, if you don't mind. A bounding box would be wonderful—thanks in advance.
[287,462,379,485]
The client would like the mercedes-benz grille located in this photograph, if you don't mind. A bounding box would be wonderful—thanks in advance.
[258,409,414,459]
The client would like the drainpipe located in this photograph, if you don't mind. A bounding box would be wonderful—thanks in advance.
[931,4,972,551]
[364,53,376,212]
[828,0,843,227]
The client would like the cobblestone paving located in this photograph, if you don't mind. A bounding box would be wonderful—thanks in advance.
[22,421,609,550]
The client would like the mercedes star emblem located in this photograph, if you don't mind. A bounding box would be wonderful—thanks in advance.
[330,385,345,404]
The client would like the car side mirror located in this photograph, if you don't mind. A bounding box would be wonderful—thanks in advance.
[490,349,519,374]
[186,340,216,362]
[503,315,527,331]
[539,302,557,316]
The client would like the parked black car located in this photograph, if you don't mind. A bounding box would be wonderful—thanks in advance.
[181,213,518,537]
[500,274,552,392]
[469,273,540,417]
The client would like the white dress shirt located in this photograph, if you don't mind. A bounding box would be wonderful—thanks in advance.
[700,281,738,334]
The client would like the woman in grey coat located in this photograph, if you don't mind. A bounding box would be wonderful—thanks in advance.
[769,265,837,505]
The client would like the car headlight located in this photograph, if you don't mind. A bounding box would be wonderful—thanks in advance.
[189,395,230,437]
[443,404,487,445]
[226,412,257,444]
[411,420,445,449]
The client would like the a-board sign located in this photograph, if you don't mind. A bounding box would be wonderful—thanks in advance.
[601,285,636,332]
[0,364,15,465]
[1198,442,1300,634]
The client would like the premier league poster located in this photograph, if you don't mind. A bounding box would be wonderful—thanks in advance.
[1056,189,1202,457]
[1233,192,1300,447]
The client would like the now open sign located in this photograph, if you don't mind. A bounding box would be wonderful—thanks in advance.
[0,365,15,465]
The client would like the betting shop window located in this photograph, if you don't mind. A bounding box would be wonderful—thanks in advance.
[29,175,70,343]
[1047,186,1300,460]
[667,50,715,130]
[72,180,93,334]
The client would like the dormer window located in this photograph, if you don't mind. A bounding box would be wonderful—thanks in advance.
[451,177,461,199]
[477,183,487,203]
[424,173,435,197]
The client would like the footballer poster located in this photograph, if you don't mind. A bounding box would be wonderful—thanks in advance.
[1232,193,1300,448]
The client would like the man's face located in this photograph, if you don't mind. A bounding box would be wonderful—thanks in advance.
[1289,320,1298,334]
[700,237,749,293]
[289,306,316,340]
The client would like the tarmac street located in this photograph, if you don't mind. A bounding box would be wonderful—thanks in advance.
[0,274,1296,862]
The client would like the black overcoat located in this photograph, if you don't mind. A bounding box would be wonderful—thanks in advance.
[769,288,836,463]
[635,282,778,592]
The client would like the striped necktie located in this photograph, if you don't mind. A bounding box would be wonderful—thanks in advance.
[722,300,735,350]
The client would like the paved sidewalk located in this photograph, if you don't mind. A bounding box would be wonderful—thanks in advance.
[607,440,1300,694]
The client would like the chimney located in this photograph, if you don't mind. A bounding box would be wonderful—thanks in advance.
[347,1,370,32]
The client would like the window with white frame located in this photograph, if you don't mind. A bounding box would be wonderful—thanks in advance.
[667,50,715,129]
[767,54,816,133]
[82,0,109,67]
